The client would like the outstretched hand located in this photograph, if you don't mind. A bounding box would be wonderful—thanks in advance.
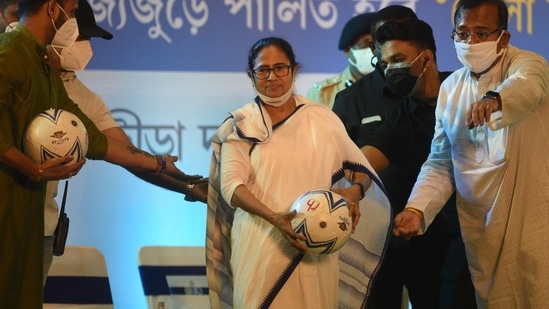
[184,177,209,203]
[164,155,204,182]
[163,155,204,182]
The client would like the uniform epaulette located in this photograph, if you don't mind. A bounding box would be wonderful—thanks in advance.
[312,75,342,90]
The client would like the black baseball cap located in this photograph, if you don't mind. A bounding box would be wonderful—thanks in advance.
[76,0,113,40]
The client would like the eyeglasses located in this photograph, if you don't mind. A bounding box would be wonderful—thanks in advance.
[451,27,502,42]
[251,64,293,80]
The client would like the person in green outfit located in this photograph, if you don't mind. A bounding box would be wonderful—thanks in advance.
[0,0,202,306]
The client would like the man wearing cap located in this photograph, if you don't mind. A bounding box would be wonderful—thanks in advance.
[0,0,205,304]
[42,0,208,280]
[42,0,114,281]
[307,12,376,108]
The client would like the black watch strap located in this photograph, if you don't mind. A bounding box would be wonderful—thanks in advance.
[353,182,366,200]
[483,91,500,100]
[483,91,501,110]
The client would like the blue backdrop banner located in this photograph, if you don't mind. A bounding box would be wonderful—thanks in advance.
[87,0,549,72]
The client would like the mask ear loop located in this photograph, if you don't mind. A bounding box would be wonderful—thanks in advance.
[370,53,378,67]
[411,51,424,65]
[413,50,429,77]
[56,2,71,21]
[494,28,507,52]
[496,28,505,43]
[421,52,430,71]
[419,52,437,100]
[48,0,60,32]
[50,44,65,63]
[418,51,428,77]
[346,47,357,68]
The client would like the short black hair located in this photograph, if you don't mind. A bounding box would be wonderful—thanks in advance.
[454,0,509,30]
[371,5,418,34]
[247,36,299,73]
[375,19,437,63]
[18,0,64,17]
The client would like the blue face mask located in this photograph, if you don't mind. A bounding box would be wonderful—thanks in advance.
[384,52,426,97]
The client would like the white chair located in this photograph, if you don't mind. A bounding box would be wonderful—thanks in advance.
[138,246,209,309]
[43,246,114,309]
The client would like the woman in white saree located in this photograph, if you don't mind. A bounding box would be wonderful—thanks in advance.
[206,37,392,309]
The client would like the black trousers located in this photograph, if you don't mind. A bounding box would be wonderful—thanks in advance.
[368,212,454,309]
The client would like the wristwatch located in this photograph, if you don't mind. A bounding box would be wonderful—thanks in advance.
[483,91,501,110]
[483,91,500,101]
[184,183,196,202]
[352,182,366,200]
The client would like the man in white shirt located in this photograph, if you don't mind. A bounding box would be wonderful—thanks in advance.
[393,0,549,307]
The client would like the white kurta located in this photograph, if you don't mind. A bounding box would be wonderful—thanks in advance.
[206,95,392,309]
[406,45,549,308]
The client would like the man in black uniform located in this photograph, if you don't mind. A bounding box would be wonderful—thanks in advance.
[334,7,476,309]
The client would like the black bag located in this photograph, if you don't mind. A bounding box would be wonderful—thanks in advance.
[53,181,70,256]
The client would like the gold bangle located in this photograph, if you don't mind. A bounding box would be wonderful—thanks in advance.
[404,207,424,221]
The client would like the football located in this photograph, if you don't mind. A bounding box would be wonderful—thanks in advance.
[290,189,352,255]
[23,109,88,166]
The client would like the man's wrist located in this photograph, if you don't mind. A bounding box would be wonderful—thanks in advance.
[483,91,501,110]
[32,164,43,181]
[352,182,366,200]
[154,155,166,175]
[184,183,196,202]
[404,207,424,221]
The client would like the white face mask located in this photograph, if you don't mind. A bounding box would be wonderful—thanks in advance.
[50,4,79,48]
[454,31,505,74]
[254,83,295,107]
[53,40,94,71]
[4,21,18,33]
[348,47,376,75]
